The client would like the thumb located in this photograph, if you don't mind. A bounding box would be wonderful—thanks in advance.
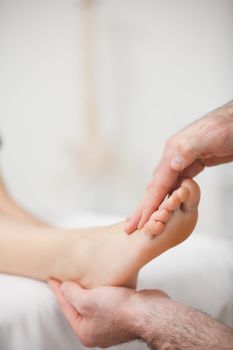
[49,279,82,327]
[170,137,201,171]
[61,281,86,310]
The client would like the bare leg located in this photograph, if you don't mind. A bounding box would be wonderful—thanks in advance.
[0,179,200,289]
[0,176,48,226]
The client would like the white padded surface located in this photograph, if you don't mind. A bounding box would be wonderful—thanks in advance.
[0,213,232,350]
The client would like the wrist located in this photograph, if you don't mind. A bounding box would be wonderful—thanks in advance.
[131,290,175,346]
[132,292,233,350]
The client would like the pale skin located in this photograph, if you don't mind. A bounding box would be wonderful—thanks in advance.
[126,100,233,234]
[0,175,200,288]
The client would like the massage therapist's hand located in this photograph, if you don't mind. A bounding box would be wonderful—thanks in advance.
[50,280,233,349]
[126,100,233,234]
[49,279,169,348]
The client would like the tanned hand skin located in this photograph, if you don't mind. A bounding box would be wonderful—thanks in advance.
[126,100,233,235]
[50,280,233,350]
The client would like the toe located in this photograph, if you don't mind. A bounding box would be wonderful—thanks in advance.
[150,209,170,224]
[177,187,189,203]
[180,179,201,212]
[143,220,165,237]
[161,193,180,211]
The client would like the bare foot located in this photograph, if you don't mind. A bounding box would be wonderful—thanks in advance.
[143,179,194,237]
[56,179,200,289]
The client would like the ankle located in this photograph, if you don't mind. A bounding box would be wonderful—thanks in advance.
[40,229,72,281]
[50,228,88,282]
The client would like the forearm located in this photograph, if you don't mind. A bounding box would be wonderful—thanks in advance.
[138,299,233,350]
[0,215,66,280]
[208,99,233,118]
[204,100,233,162]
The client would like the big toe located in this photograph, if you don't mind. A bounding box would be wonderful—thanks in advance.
[180,179,201,212]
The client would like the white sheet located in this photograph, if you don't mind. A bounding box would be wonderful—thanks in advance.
[0,213,233,350]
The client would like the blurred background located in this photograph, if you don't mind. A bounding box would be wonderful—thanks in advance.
[0,0,232,236]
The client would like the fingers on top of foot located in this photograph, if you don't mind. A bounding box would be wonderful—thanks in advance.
[180,179,201,210]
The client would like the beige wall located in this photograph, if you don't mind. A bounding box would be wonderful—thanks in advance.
[0,0,232,235]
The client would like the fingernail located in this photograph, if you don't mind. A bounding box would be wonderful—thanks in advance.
[170,155,184,171]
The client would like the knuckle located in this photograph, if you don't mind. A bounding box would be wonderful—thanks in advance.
[166,131,196,159]
[176,137,193,157]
